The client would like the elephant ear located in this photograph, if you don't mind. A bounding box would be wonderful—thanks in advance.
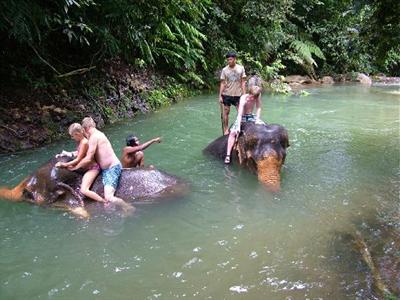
[237,131,258,164]
[280,129,290,148]
[241,131,258,150]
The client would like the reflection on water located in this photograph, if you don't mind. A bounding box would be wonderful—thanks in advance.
[0,85,399,299]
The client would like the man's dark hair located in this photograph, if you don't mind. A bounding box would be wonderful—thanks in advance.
[225,50,237,58]
[126,134,139,146]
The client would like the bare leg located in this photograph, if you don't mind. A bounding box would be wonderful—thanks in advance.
[225,131,237,163]
[104,185,135,214]
[81,169,105,202]
[223,105,230,135]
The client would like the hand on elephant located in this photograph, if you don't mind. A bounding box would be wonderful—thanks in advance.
[255,119,265,125]
[55,150,74,158]
[69,165,79,171]
[56,162,66,168]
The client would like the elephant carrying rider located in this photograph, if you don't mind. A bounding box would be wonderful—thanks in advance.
[225,85,264,164]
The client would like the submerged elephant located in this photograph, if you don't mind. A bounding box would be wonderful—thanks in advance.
[0,155,188,217]
[204,122,289,192]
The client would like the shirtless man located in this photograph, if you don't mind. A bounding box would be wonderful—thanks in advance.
[71,117,134,212]
[121,135,161,168]
[225,85,264,164]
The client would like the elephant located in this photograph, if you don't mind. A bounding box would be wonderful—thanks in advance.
[204,122,289,192]
[0,155,189,218]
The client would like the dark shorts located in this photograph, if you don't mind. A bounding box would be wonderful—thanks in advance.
[222,95,240,107]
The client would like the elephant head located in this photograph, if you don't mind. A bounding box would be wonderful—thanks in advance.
[204,122,289,192]
[0,156,88,218]
[236,123,289,192]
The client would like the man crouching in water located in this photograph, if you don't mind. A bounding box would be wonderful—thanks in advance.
[71,117,134,213]
[225,85,264,164]
[121,135,161,168]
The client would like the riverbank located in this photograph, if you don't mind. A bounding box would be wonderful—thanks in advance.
[0,58,198,153]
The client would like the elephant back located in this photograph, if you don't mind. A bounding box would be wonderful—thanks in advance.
[203,135,229,159]
[91,168,188,201]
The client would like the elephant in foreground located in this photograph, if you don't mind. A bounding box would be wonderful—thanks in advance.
[0,156,188,218]
[204,122,289,192]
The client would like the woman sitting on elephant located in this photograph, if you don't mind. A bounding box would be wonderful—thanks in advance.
[56,123,105,203]
[225,85,264,164]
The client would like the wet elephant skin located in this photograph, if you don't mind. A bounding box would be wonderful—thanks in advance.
[203,122,289,191]
[0,155,189,215]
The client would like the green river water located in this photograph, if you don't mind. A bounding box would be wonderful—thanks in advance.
[0,85,399,299]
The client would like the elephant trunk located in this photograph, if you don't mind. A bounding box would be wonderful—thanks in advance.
[0,177,29,202]
[256,156,282,192]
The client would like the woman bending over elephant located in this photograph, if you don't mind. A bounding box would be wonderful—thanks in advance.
[55,123,105,203]
[225,85,264,164]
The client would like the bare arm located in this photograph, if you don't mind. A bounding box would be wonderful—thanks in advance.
[56,141,88,168]
[219,81,226,103]
[255,94,262,122]
[71,136,97,170]
[64,141,88,167]
[241,67,247,95]
[124,137,161,154]
[241,78,246,95]
[234,95,246,132]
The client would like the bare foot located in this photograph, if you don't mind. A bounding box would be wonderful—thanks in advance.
[121,204,136,217]
[70,207,90,219]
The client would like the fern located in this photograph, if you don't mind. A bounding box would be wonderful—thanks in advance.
[289,39,326,78]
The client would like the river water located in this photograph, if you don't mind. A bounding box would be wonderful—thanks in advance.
[0,85,399,299]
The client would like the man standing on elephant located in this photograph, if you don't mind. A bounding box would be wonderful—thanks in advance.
[71,117,134,213]
[219,51,246,135]
[225,85,264,164]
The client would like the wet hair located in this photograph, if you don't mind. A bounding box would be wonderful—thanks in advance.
[126,134,139,146]
[249,85,262,97]
[82,117,96,129]
[68,123,84,135]
[225,50,237,58]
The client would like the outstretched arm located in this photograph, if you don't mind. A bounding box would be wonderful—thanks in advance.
[124,137,161,154]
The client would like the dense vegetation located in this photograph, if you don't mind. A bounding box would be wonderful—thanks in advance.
[1,0,399,90]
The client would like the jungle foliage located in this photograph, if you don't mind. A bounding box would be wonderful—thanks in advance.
[0,0,399,89]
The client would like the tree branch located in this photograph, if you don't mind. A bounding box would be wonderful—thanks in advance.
[30,45,61,75]
[56,66,96,78]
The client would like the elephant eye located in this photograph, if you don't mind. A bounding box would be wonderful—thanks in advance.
[56,189,65,196]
